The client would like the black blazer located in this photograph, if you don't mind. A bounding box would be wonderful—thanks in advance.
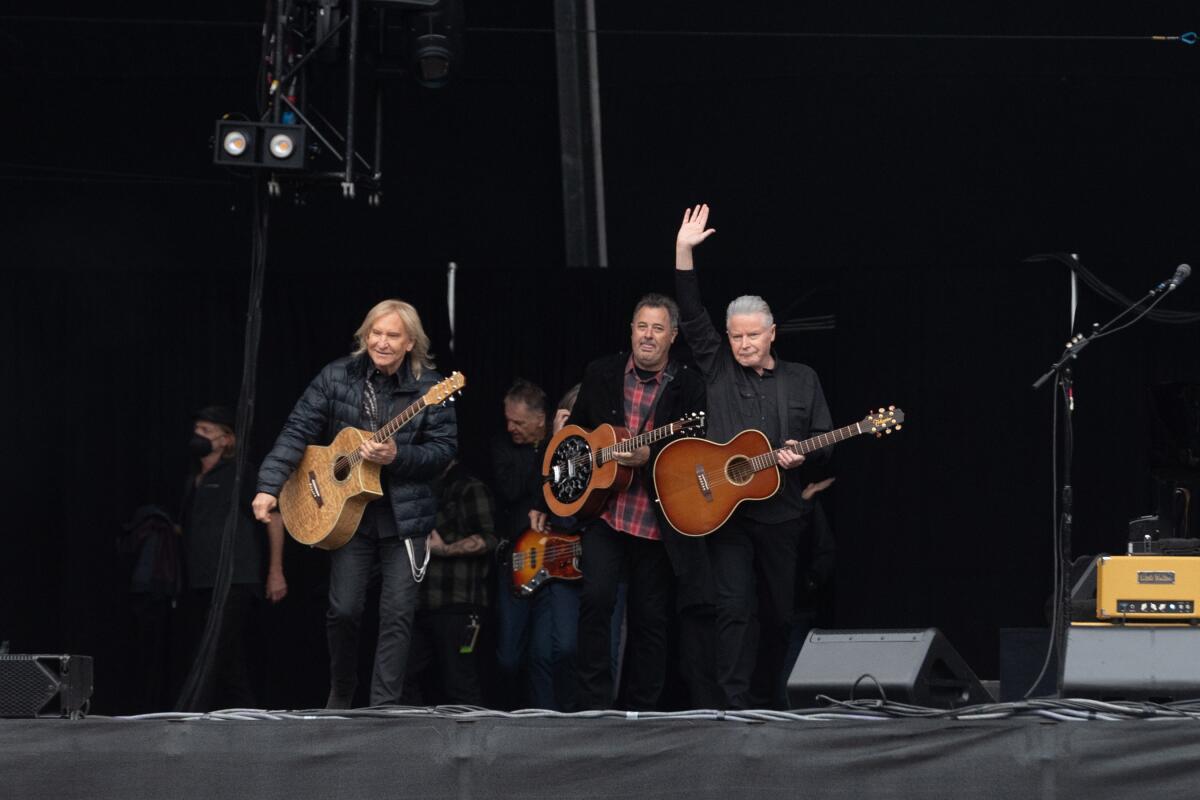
[567,351,711,607]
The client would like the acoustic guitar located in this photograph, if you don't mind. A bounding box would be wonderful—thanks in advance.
[278,372,465,550]
[510,527,582,597]
[653,406,903,537]
[541,412,705,519]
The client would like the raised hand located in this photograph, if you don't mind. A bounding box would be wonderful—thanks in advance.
[675,203,716,270]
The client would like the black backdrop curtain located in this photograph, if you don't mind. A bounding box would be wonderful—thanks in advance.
[3,3,1200,710]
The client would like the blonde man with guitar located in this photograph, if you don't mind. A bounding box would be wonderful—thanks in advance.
[252,299,457,709]
[674,205,834,710]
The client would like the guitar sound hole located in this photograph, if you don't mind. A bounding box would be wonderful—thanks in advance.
[725,456,753,486]
[333,458,351,481]
[549,436,592,503]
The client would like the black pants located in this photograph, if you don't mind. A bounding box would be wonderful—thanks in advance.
[180,584,258,711]
[401,605,484,706]
[327,533,420,707]
[577,520,673,710]
[709,516,806,709]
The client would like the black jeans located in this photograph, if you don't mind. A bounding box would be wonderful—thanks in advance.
[709,516,806,709]
[577,520,673,710]
[326,533,420,706]
[180,583,259,711]
[401,605,484,706]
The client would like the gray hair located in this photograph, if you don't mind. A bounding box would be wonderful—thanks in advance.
[632,293,680,331]
[504,379,547,414]
[725,295,774,328]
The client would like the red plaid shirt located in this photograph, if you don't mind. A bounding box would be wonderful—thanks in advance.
[601,357,664,541]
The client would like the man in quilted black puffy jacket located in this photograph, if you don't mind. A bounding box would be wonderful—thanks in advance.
[253,299,457,708]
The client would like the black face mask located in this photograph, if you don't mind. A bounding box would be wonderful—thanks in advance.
[188,434,214,458]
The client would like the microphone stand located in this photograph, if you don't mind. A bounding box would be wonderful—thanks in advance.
[1030,277,1176,697]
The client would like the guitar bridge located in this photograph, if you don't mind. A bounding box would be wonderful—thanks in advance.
[307,470,324,508]
[695,465,713,503]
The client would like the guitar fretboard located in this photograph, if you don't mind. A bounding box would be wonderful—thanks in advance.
[336,398,427,472]
[597,419,694,465]
[745,422,863,474]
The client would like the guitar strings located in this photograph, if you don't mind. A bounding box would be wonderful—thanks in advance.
[511,541,581,567]
[552,417,702,474]
[659,423,867,496]
[327,375,462,474]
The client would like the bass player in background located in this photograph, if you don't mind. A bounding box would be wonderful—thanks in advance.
[673,204,832,709]
[489,380,581,710]
[251,299,457,708]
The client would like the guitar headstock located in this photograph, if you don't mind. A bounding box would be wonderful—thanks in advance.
[863,405,904,437]
[424,371,466,406]
[676,411,706,433]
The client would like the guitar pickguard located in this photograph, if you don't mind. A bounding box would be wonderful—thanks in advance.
[547,435,593,504]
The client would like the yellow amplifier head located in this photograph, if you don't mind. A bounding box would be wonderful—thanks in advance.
[1096,555,1200,621]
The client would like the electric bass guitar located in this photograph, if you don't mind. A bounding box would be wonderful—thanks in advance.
[541,412,706,519]
[510,528,583,597]
[653,406,904,537]
[278,372,465,550]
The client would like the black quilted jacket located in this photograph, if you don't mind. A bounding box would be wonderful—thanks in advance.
[256,353,458,539]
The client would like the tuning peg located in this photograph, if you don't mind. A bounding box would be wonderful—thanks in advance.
[884,429,892,435]
[888,405,895,411]
[894,424,902,431]
[878,407,885,413]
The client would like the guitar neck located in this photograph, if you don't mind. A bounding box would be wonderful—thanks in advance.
[340,398,427,470]
[598,420,687,464]
[748,422,864,473]
[374,398,426,442]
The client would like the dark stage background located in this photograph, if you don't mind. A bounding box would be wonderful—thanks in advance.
[3,3,1199,711]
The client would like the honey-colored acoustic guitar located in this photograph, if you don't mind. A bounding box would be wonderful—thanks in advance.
[653,406,903,537]
[278,372,465,550]
[541,413,705,519]
[510,527,583,597]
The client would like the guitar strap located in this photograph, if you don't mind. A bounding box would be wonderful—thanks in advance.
[774,358,790,446]
[641,361,677,434]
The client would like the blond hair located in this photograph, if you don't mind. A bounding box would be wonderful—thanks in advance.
[351,299,435,378]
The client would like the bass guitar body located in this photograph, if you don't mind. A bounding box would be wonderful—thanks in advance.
[510,528,583,597]
[652,430,780,537]
[541,423,634,518]
[278,426,384,550]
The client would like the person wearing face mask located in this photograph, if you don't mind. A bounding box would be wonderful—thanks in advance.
[673,204,833,710]
[253,299,457,709]
[180,405,287,710]
[529,294,707,711]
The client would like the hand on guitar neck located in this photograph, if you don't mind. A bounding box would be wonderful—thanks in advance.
[358,437,397,465]
[610,444,650,468]
[777,440,805,470]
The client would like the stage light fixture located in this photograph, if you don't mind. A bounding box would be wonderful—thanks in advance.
[223,130,249,157]
[213,120,306,170]
[269,133,295,160]
[413,33,452,86]
[404,0,462,89]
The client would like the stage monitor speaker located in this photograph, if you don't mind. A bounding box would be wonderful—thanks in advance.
[1061,624,1200,701]
[787,628,992,709]
[0,655,93,718]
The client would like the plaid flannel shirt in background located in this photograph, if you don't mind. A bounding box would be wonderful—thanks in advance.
[421,464,497,611]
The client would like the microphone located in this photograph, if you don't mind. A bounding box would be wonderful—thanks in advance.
[1167,263,1191,291]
